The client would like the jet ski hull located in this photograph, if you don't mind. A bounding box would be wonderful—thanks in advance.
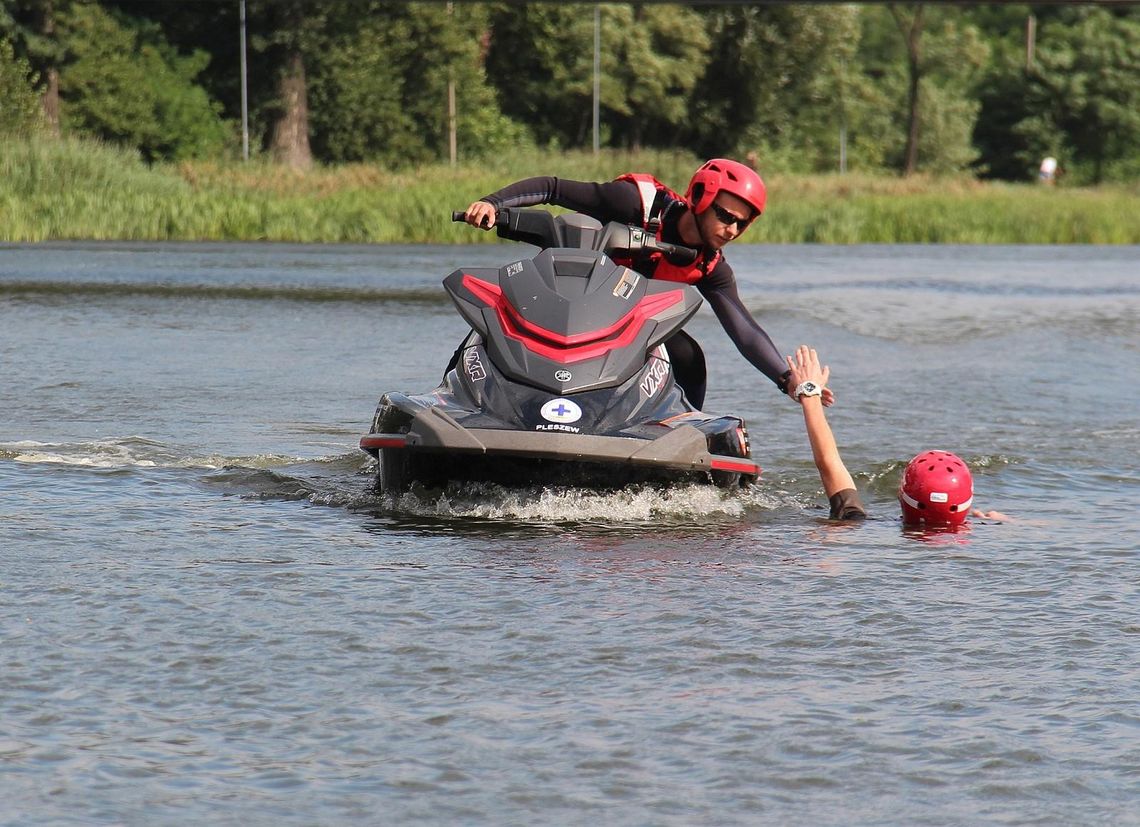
[360,210,762,494]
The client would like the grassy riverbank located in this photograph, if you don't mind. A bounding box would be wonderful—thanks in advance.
[3,137,1138,243]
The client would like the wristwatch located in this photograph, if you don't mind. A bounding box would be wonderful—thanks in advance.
[794,380,823,401]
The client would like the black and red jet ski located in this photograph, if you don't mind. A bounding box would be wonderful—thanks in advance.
[360,208,760,492]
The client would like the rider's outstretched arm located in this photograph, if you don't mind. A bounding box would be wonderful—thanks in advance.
[465,178,642,229]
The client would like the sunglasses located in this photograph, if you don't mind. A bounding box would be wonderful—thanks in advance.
[709,202,753,231]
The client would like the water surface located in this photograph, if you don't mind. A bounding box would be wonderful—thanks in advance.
[2,241,1138,826]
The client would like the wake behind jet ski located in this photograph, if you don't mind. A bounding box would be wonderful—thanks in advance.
[360,208,760,493]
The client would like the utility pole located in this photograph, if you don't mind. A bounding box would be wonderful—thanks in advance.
[838,59,848,174]
[448,2,457,166]
[593,4,600,155]
[1026,13,1036,71]
[449,80,457,166]
[240,0,249,161]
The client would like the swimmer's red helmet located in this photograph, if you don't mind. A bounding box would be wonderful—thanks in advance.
[899,450,974,527]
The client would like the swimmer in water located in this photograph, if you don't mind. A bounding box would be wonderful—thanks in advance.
[898,450,1010,526]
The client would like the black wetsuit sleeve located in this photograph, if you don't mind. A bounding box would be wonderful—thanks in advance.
[828,488,867,520]
[698,259,789,387]
[480,177,643,225]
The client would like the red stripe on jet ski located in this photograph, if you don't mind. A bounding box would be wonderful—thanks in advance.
[360,435,407,449]
[710,457,761,475]
[461,274,684,364]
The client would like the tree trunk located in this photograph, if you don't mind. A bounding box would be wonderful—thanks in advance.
[904,45,920,176]
[38,0,60,137]
[41,67,60,138]
[890,4,924,177]
[271,49,312,169]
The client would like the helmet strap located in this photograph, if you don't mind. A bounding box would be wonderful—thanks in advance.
[676,205,707,249]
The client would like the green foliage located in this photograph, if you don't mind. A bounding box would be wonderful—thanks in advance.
[307,2,529,166]
[0,37,43,135]
[855,7,989,175]
[692,5,865,171]
[601,4,708,149]
[0,0,68,73]
[484,4,602,148]
[399,3,532,162]
[757,177,1140,243]
[3,138,1137,244]
[485,3,707,150]
[1021,8,1140,184]
[972,54,1036,180]
[56,3,229,161]
[974,6,1140,183]
[306,10,421,164]
[0,136,189,240]
[5,2,1139,186]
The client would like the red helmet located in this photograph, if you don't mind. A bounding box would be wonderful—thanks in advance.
[899,450,974,527]
[685,158,767,217]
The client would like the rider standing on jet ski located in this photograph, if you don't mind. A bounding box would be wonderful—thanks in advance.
[463,158,834,412]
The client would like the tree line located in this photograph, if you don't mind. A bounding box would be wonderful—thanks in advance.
[2,2,1138,184]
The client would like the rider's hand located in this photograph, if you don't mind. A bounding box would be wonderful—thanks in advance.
[464,201,496,230]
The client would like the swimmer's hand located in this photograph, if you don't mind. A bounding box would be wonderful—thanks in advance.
[971,508,1011,522]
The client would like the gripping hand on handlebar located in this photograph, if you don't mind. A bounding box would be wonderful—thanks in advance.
[462,200,497,230]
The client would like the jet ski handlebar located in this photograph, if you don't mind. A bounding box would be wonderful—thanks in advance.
[452,208,698,265]
[622,227,699,266]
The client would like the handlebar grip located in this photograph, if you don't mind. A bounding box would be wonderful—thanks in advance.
[657,242,698,266]
[452,209,500,229]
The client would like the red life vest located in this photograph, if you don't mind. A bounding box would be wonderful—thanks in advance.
[613,173,720,285]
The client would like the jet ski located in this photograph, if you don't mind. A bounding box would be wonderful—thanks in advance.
[360,207,761,493]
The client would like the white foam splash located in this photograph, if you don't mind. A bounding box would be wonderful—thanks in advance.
[389,480,787,523]
[1,439,307,471]
[14,450,159,468]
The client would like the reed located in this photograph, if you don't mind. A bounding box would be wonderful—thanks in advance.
[2,138,1137,244]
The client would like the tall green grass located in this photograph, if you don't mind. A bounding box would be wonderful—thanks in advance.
[2,138,1137,243]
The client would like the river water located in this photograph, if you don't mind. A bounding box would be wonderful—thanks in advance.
[1,240,1137,826]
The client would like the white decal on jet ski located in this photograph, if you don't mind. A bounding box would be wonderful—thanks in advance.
[613,269,640,300]
[541,398,582,424]
[640,359,670,397]
[464,350,486,381]
[554,369,573,382]
[535,423,581,433]
[505,261,524,277]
